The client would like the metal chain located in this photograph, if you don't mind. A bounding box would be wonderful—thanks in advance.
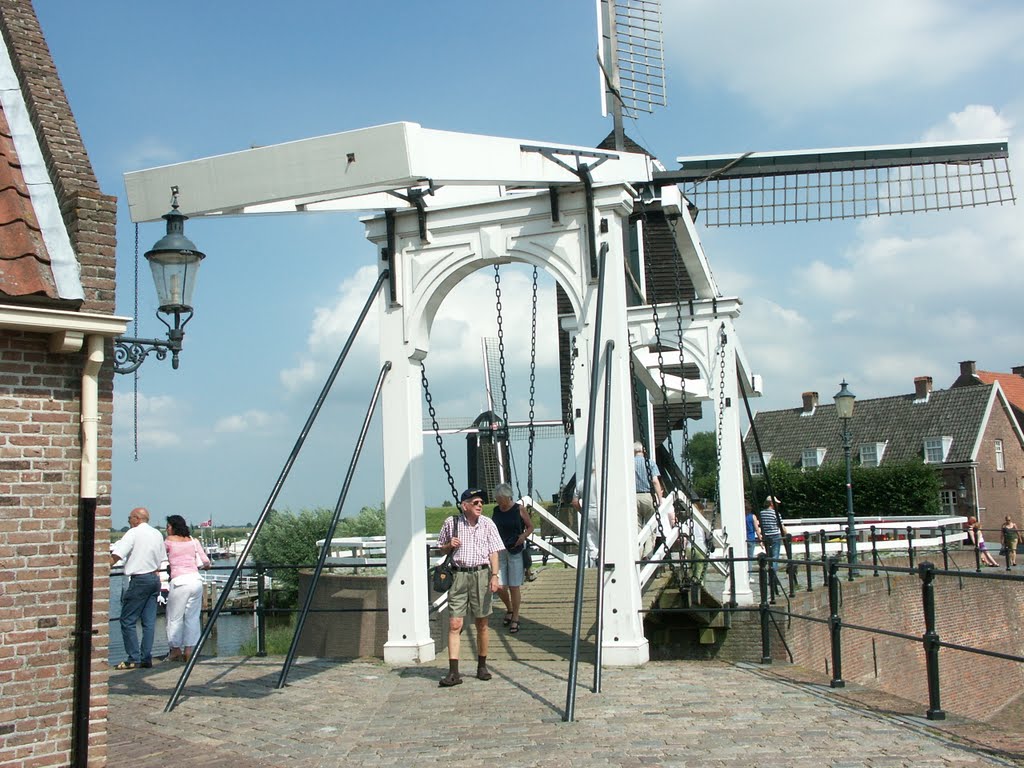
[526,266,538,496]
[493,264,514,494]
[713,323,728,532]
[636,202,685,579]
[630,353,673,575]
[421,363,460,505]
[557,338,578,504]
[133,224,140,462]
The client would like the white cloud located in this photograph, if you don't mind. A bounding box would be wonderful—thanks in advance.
[923,104,1014,142]
[663,1,1024,117]
[214,409,275,434]
[113,391,184,448]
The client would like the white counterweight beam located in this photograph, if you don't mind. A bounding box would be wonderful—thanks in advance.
[124,122,654,223]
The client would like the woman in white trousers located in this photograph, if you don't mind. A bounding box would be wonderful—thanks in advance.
[164,514,211,661]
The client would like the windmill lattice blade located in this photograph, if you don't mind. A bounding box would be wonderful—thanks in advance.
[662,140,1015,227]
[600,0,667,116]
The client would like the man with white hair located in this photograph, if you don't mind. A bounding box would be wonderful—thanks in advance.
[634,441,664,557]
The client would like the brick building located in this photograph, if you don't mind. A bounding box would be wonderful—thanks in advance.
[0,2,125,766]
[743,372,1024,527]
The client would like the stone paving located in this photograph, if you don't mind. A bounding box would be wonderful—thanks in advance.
[107,656,1022,768]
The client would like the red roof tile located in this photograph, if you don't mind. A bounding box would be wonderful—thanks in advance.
[0,103,58,301]
[978,370,1024,414]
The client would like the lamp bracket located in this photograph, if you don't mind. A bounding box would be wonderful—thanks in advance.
[113,335,182,375]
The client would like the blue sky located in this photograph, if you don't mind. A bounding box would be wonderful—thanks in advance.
[34,1,1024,527]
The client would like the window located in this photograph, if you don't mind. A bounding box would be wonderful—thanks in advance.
[748,451,772,475]
[860,441,887,467]
[939,489,957,515]
[996,439,1005,472]
[923,436,953,464]
[802,447,826,469]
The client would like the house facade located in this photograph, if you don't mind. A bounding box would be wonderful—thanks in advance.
[0,2,125,766]
[743,373,1024,528]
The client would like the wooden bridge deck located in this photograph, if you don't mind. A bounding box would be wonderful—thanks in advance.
[432,565,672,662]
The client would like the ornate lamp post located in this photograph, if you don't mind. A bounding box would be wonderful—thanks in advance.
[834,380,857,570]
[114,187,205,374]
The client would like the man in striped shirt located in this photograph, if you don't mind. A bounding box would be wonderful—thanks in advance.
[759,496,787,599]
[436,488,504,687]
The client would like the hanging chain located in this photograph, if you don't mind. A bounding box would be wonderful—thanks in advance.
[636,202,685,579]
[557,338,578,505]
[713,323,728,532]
[421,363,459,505]
[526,266,538,497]
[133,223,140,462]
[631,353,673,575]
[493,263,514,494]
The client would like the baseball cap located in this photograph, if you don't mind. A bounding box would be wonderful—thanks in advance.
[460,488,486,503]
[765,495,781,505]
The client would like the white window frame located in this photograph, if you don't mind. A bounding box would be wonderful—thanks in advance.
[859,443,882,468]
[939,489,957,515]
[802,447,826,469]
[923,436,953,464]
[995,439,1005,472]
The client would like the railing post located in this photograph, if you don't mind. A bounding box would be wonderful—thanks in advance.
[727,546,737,607]
[803,535,812,592]
[974,534,982,573]
[940,526,949,571]
[255,565,267,657]
[870,525,879,577]
[918,561,945,720]
[907,526,915,569]
[786,533,797,598]
[827,557,844,688]
[819,528,828,588]
[758,553,771,664]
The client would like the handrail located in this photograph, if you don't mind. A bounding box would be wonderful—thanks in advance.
[279,361,391,688]
[163,268,390,713]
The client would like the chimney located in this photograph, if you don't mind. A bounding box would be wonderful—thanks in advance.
[801,391,818,414]
[959,360,977,377]
[914,376,933,400]
[1012,365,1024,378]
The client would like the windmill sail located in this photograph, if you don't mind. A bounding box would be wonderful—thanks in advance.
[660,139,1014,227]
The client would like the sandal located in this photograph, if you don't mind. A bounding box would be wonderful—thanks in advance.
[509,621,520,634]
[502,611,513,626]
[438,673,463,688]
[113,661,137,670]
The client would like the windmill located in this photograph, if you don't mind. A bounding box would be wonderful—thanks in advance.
[588,0,1014,514]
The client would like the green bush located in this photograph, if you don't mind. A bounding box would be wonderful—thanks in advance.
[749,459,941,518]
[239,616,296,656]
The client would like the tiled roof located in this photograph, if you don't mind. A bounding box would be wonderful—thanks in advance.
[744,385,995,467]
[0,103,58,301]
[977,371,1024,417]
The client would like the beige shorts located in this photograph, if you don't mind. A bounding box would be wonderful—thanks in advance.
[447,569,493,619]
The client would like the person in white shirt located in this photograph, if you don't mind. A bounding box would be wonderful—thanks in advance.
[110,507,165,669]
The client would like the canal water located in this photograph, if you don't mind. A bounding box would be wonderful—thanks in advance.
[107,560,257,664]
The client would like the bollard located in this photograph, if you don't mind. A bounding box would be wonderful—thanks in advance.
[940,526,949,570]
[255,565,267,657]
[803,535,813,592]
[758,553,771,664]
[918,562,945,720]
[870,525,879,577]
[907,526,916,569]
[727,546,737,607]
[828,557,844,688]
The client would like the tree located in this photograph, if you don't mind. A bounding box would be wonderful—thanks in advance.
[684,431,718,500]
[250,505,387,605]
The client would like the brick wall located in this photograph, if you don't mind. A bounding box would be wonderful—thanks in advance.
[774,569,1024,721]
[0,1,117,765]
[976,397,1024,530]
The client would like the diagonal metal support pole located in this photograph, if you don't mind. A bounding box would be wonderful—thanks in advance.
[278,361,391,688]
[164,269,389,712]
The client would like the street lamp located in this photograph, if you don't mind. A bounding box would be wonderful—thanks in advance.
[113,187,205,374]
[834,380,857,571]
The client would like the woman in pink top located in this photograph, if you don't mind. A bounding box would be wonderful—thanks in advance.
[164,515,211,661]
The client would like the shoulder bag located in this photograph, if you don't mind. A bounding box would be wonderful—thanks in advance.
[432,516,459,593]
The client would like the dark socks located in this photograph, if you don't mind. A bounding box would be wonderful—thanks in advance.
[449,659,459,675]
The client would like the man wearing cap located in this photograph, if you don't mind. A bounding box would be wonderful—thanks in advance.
[436,488,505,687]
[759,496,787,600]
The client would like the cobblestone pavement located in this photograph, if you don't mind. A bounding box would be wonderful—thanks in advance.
[107,656,1022,768]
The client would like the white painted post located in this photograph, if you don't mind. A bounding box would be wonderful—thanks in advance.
[713,318,753,604]
[378,289,435,663]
